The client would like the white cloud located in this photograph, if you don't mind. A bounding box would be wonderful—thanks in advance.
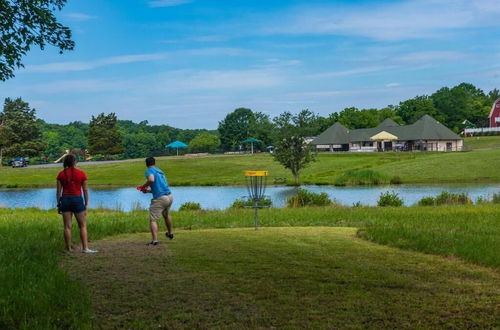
[63,13,97,21]
[183,47,248,56]
[386,83,401,88]
[24,53,166,73]
[259,0,500,41]
[148,0,192,8]
[30,79,131,94]
[159,69,285,90]
[394,51,466,64]
[307,65,399,79]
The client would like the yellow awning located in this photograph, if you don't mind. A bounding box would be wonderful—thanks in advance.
[370,131,398,141]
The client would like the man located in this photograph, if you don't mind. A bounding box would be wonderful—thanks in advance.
[140,157,174,245]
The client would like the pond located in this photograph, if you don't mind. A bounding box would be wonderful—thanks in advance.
[0,184,498,211]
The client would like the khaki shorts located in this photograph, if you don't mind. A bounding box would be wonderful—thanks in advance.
[149,194,173,222]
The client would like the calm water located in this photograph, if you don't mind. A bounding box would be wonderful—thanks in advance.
[0,184,498,211]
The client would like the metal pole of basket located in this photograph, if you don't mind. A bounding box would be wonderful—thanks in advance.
[244,171,268,230]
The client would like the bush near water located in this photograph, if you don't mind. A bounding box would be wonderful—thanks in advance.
[377,191,404,207]
[231,198,273,208]
[287,189,332,207]
[417,192,472,206]
[178,202,202,211]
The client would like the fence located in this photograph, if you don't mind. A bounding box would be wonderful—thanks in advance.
[464,127,500,134]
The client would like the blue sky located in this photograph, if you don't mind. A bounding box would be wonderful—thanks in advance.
[2,0,499,129]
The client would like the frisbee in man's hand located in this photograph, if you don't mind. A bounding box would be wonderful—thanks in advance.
[136,186,149,193]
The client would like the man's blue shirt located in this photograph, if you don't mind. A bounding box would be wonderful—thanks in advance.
[145,166,171,199]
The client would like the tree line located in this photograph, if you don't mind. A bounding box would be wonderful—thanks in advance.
[0,82,498,165]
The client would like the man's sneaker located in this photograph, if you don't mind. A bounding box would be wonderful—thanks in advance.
[82,249,98,253]
[146,241,159,246]
[166,233,174,240]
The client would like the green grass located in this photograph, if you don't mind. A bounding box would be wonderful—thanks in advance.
[1,149,500,187]
[464,135,500,150]
[1,205,499,328]
[65,229,499,329]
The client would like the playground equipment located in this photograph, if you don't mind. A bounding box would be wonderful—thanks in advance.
[244,170,269,230]
[54,149,91,163]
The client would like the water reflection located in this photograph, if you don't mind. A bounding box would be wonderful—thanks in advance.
[0,184,498,211]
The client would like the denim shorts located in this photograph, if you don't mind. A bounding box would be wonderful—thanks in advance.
[60,196,86,214]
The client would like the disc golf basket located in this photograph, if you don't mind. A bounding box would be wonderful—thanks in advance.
[244,170,269,230]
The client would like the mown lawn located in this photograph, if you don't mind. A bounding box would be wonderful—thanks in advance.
[464,135,500,150]
[0,205,499,328]
[64,228,499,329]
[1,148,499,187]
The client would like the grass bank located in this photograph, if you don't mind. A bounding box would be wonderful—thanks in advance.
[0,205,499,328]
[1,149,499,187]
[464,135,500,150]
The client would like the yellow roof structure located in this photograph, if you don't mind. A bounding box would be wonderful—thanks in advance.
[370,131,398,141]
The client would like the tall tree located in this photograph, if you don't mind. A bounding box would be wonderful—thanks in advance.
[189,132,220,153]
[249,111,275,151]
[0,0,74,80]
[122,132,159,159]
[272,112,315,186]
[488,89,500,102]
[0,97,45,165]
[88,113,124,156]
[218,108,255,151]
[396,95,443,124]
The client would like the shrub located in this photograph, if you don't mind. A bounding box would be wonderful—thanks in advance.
[231,198,272,209]
[418,196,436,206]
[475,196,489,205]
[287,189,331,207]
[390,176,403,185]
[492,193,500,204]
[434,192,471,205]
[179,202,202,211]
[336,169,386,185]
[377,191,403,207]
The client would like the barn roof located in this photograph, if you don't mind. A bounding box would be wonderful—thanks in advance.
[489,97,500,119]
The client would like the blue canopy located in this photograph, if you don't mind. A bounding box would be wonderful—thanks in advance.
[242,137,262,143]
[166,140,188,148]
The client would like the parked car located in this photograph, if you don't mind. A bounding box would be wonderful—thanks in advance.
[11,157,28,168]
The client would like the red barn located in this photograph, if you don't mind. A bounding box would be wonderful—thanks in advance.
[489,98,500,128]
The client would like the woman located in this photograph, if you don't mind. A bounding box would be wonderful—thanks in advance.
[56,154,97,253]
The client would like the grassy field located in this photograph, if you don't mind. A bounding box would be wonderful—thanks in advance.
[0,205,499,328]
[1,148,499,187]
[64,229,499,329]
[464,135,500,150]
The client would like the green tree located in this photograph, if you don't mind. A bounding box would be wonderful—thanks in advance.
[396,95,443,124]
[42,130,63,157]
[189,132,220,153]
[0,97,45,165]
[293,109,326,136]
[272,112,315,186]
[0,0,74,81]
[377,106,404,124]
[218,108,255,151]
[249,112,274,151]
[122,132,159,159]
[88,113,124,156]
[431,83,490,129]
[488,89,500,102]
[335,107,380,129]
